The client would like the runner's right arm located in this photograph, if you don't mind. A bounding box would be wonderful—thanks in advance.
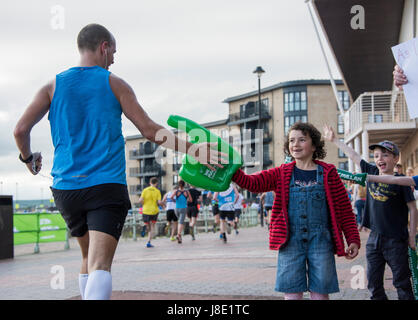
[109,74,226,170]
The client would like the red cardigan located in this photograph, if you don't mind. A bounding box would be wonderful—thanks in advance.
[232,160,361,257]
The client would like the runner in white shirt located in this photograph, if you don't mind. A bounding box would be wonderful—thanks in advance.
[162,191,178,241]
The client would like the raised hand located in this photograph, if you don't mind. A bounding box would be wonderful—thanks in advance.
[323,124,336,143]
[393,65,408,89]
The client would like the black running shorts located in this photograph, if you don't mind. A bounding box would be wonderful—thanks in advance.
[166,209,178,222]
[220,210,235,221]
[143,213,159,224]
[186,206,199,218]
[51,183,131,241]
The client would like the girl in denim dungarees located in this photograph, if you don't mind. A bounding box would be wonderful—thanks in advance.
[275,124,357,300]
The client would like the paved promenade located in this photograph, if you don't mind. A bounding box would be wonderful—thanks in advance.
[0,226,398,300]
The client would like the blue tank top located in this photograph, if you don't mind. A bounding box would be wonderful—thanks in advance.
[175,190,188,209]
[218,186,235,211]
[48,66,126,189]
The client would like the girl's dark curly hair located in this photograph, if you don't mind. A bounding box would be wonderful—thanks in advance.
[284,122,327,160]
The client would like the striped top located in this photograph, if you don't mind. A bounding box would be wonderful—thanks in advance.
[232,160,360,256]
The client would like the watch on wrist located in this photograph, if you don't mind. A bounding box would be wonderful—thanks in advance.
[19,153,33,163]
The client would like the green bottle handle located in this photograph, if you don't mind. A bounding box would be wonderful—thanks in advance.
[167,114,241,162]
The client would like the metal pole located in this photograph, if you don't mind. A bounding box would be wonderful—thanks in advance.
[257,77,264,227]
[305,0,345,116]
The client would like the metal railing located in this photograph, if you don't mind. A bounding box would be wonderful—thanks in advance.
[345,90,411,137]
[229,105,271,123]
[121,206,260,241]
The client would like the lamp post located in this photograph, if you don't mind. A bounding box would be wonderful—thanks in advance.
[253,66,265,227]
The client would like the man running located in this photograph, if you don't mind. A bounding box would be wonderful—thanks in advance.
[13,23,224,300]
[170,180,192,244]
[139,177,164,248]
[187,185,202,240]
[162,190,178,241]
[213,184,239,243]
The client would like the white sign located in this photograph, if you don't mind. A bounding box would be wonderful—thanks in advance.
[391,38,418,119]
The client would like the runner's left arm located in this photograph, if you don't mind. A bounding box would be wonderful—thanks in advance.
[14,80,54,175]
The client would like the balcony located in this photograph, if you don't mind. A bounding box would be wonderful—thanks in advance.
[232,131,272,146]
[129,143,160,160]
[130,184,147,195]
[129,165,166,178]
[344,90,416,150]
[172,163,182,172]
[228,104,271,126]
[242,153,273,168]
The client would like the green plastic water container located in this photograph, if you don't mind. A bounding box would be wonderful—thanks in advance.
[167,115,242,192]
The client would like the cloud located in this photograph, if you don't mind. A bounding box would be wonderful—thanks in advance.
[0,0,341,199]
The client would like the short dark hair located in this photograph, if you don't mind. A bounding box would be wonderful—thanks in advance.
[178,180,185,188]
[77,23,114,52]
[284,122,326,160]
[150,177,158,185]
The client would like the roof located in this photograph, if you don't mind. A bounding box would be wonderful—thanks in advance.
[312,0,404,101]
[125,118,228,141]
[223,79,344,103]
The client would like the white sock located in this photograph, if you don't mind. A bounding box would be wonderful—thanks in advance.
[84,270,112,300]
[78,274,89,300]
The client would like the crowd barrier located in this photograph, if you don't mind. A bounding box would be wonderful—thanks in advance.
[122,206,260,241]
[13,212,70,253]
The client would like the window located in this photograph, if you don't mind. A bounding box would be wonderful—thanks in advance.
[284,115,308,134]
[301,92,307,110]
[173,175,179,185]
[221,129,229,140]
[338,139,347,158]
[368,114,383,123]
[337,114,344,134]
[284,89,308,134]
[338,162,348,171]
[338,90,350,111]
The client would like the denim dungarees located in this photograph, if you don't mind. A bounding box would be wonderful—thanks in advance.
[275,165,339,294]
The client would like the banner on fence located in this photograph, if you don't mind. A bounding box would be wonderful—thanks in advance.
[13,213,67,245]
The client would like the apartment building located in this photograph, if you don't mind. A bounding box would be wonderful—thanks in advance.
[125,79,350,207]
[312,0,417,173]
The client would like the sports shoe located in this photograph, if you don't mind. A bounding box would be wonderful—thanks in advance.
[146,242,154,248]
[235,229,239,235]
[219,233,223,239]
[170,236,176,241]
[223,233,227,243]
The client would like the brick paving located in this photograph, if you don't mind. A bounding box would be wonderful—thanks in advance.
[0,226,398,300]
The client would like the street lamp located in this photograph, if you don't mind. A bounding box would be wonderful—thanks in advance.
[253,66,265,227]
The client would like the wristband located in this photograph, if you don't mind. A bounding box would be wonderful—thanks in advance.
[19,153,33,163]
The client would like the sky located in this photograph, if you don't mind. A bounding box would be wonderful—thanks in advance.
[0,0,341,200]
